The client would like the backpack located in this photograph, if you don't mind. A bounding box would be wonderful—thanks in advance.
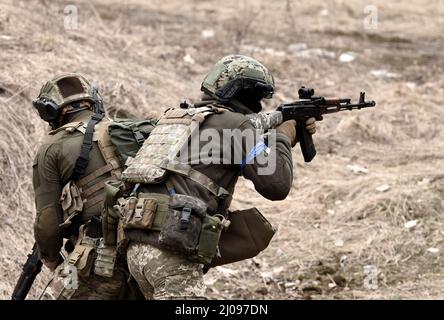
[101,118,156,248]
[107,119,157,165]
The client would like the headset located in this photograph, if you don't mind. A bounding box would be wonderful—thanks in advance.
[32,97,61,122]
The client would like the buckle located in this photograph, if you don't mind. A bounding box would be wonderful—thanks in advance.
[180,207,192,230]
[133,129,145,146]
[75,155,90,169]
[217,187,230,199]
[91,113,104,121]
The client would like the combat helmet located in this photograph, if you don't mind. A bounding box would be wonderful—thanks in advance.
[33,73,103,125]
[201,55,275,102]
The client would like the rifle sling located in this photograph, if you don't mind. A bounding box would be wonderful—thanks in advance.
[70,113,105,182]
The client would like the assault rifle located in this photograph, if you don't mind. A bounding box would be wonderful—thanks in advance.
[11,243,43,300]
[247,86,376,162]
[12,243,64,300]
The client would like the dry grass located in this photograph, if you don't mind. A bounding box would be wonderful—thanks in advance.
[0,0,443,299]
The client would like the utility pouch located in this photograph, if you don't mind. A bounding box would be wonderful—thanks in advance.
[194,214,224,265]
[116,215,129,254]
[67,226,97,277]
[94,238,117,278]
[158,194,207,256]
[114,198,130,254]
[207,207,276,268]
[102,180,125,246]
[123,197,157,230]
[59,181,84,228]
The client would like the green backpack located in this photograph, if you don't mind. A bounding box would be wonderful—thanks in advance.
[108,119,157,165]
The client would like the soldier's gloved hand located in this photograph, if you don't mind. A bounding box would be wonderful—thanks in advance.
[304,117,317,135]
[42,258,58,271]
[276,120,297,147]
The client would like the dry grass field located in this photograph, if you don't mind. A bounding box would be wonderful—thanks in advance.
[0,0,443,299]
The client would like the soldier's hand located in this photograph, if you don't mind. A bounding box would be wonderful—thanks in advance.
[304,117,317,135]
[42,258,58,271]
[276,120,297,147]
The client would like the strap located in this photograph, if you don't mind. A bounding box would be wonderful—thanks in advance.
[70,121,118,189]
[160,159,230,199]
[156,117,193,126]
[70,113,105,182]
[96,121,123,180]
[157,106,219,125]
[82,180,107,198]
[84,193,104,209]
[77,163,114,188]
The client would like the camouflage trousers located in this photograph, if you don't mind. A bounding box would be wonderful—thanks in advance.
[126,242,206,299]
[39,262,126,300]
[40,264,125,300]
[39,234,127,300]
[40,241,128,300]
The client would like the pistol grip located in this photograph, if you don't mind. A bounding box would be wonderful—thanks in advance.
[296,124,316,162]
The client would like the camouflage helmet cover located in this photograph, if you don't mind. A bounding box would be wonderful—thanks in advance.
[201,55,275,101]
[37,73,97,107]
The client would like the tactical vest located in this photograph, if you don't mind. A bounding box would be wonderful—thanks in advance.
[117,105,235,264]
[122,105,230,199]
[51,119,123,225]
[52,119,130,279]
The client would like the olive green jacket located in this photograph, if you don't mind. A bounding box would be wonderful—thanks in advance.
[32,110,110,261]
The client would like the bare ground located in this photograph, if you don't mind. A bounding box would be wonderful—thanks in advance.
[0,0,443,299]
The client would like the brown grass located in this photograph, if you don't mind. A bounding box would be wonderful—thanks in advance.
[0,0,443,299]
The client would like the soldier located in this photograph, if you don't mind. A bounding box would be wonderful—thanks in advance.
[120,55,317,299]
[32,73,142,299]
